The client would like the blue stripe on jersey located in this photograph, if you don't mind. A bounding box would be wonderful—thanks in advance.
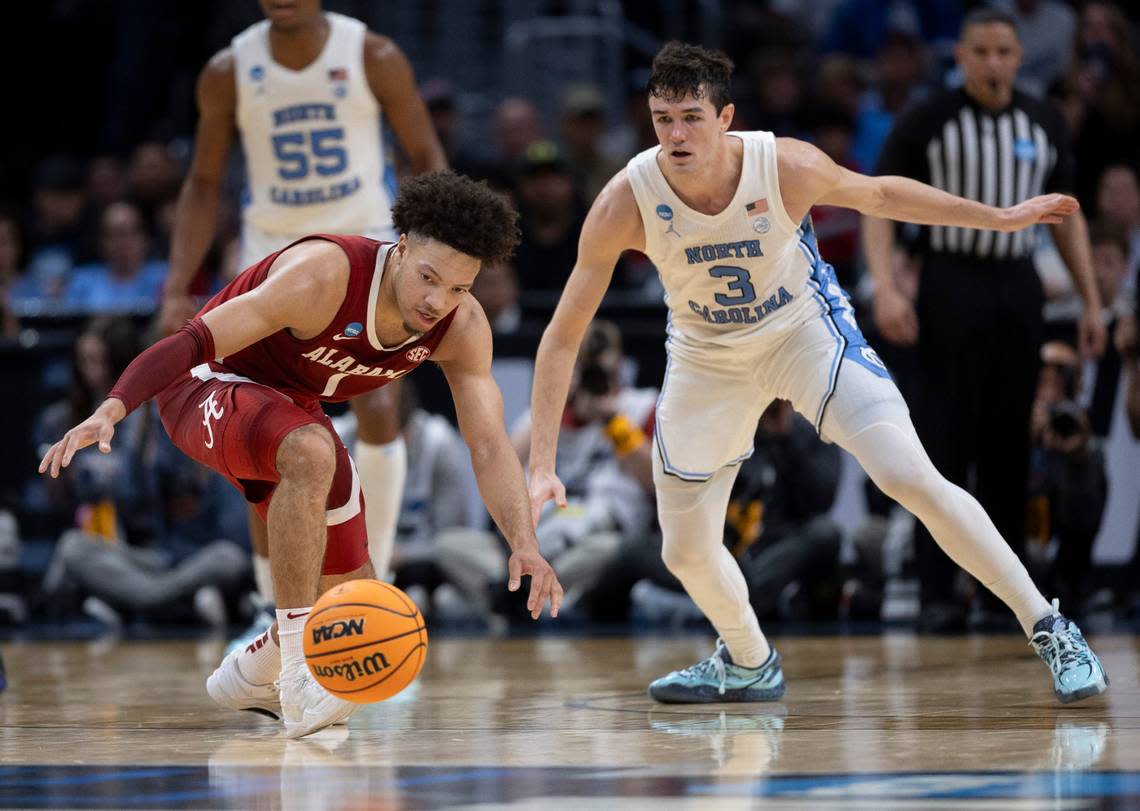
[799,216,846,430]
[798,216,892,432]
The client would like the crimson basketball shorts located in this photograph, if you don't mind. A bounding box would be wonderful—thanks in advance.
[156,369,368,575]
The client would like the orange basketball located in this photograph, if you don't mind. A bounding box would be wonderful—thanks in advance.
[303,579,427,704]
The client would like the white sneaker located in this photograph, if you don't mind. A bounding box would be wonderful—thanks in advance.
[279,667,357,739]
[206,648,281,720]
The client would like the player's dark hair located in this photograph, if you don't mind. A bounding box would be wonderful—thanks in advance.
[960,8,1019,39]
[392,170,520,264]
[647,41,735,113]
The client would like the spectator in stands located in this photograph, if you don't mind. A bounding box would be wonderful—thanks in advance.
[1069,2,1140,210]
[25,156,95,302]
[724,400,844,622]
[486,97,544,190]
[33,317,147,534]
[815,56,864,122]
[65,201,167,313]
[126,141,182,225]
[852,31,928,173]
[471,258,522,335]
[1096,164,1140,285]
[806,105,862,289]
[1025,341,1107,614]
[86,155,128,210]
[0,212,23,337]
[822,0,960,60]
[511,140,587,294]
[511,320,657,619]
[392,383,503,625]
[599,69,657,165]
[36,316,250,626]
[741,50,806,137]
[559,84,624,203]
[994,0,1077,97]
[420,78,484,180]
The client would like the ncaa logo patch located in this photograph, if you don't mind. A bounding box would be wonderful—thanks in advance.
[655,204,674,221]
[860,346,887,370]
[343,322,363,337]
[406,346,431,362]
[250,65,264,82]
[753,217,771,234]
[1014,138,1036,161]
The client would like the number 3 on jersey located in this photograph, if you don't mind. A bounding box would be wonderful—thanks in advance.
[272,128,348,180]
[708,265,756,306]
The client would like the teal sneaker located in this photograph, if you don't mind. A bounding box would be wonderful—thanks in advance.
[1029,599,1109,704]
[648,639,786,703]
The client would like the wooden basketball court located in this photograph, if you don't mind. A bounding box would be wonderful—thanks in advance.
[0,633,1135,808]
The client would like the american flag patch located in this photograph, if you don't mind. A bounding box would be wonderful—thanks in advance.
[745,198,768,216]
[328,67,347,81]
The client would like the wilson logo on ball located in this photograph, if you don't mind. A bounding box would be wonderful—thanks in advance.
[310,651,391,682]
[311,618,365,645]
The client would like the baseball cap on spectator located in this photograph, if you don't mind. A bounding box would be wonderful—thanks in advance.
[561,84,606,118]
[519,140,572,176]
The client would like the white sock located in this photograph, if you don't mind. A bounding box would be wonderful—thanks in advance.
[235,628,280,685]
[253,554,275,604]
[354,436,406,579]
[655,459,771,669]
[276,607,311,674]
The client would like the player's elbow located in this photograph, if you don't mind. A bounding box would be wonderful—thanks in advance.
[862,178,891,217]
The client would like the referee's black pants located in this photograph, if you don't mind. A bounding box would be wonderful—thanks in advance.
[911,254,1044,607]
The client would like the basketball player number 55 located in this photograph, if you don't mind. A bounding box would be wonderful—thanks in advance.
[272,128,348,180]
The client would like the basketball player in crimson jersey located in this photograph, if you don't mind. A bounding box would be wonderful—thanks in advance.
[161,0,448,613]
[41,172,563,739]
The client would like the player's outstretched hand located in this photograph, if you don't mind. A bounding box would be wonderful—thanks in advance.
[1000,194,1079,231]
[507,545,564,620]
[158,293,199,336]
[872,285,918,346]
[527,468,567,529]
[38,399,126,479]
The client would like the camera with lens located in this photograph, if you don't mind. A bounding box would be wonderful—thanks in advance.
[1047,400,1084,440]
[577,360,615,396]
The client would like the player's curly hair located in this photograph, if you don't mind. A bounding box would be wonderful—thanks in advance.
[647,41,735,113]
[392,170,520,264]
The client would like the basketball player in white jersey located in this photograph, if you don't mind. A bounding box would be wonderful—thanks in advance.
[161,0,447,622]
[528,42,1108,704]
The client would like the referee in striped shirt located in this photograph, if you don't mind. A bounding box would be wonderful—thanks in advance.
[863,8,1106,632]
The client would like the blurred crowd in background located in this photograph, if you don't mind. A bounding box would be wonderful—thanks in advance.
[0,0,1138,635]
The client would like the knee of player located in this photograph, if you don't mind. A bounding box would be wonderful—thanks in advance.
[870,453,941,506]
[660,536,709,575]
[276,424,337,484]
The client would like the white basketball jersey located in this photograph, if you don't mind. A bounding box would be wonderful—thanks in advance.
[233,12,391,236]
[626,131,819,348]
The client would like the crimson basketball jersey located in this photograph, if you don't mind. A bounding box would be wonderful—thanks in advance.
[194,234,455,405]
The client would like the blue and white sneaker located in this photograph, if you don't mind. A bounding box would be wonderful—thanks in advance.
[225,597,275,656]
[1030,599,1109,704]
[649,639,786,703]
